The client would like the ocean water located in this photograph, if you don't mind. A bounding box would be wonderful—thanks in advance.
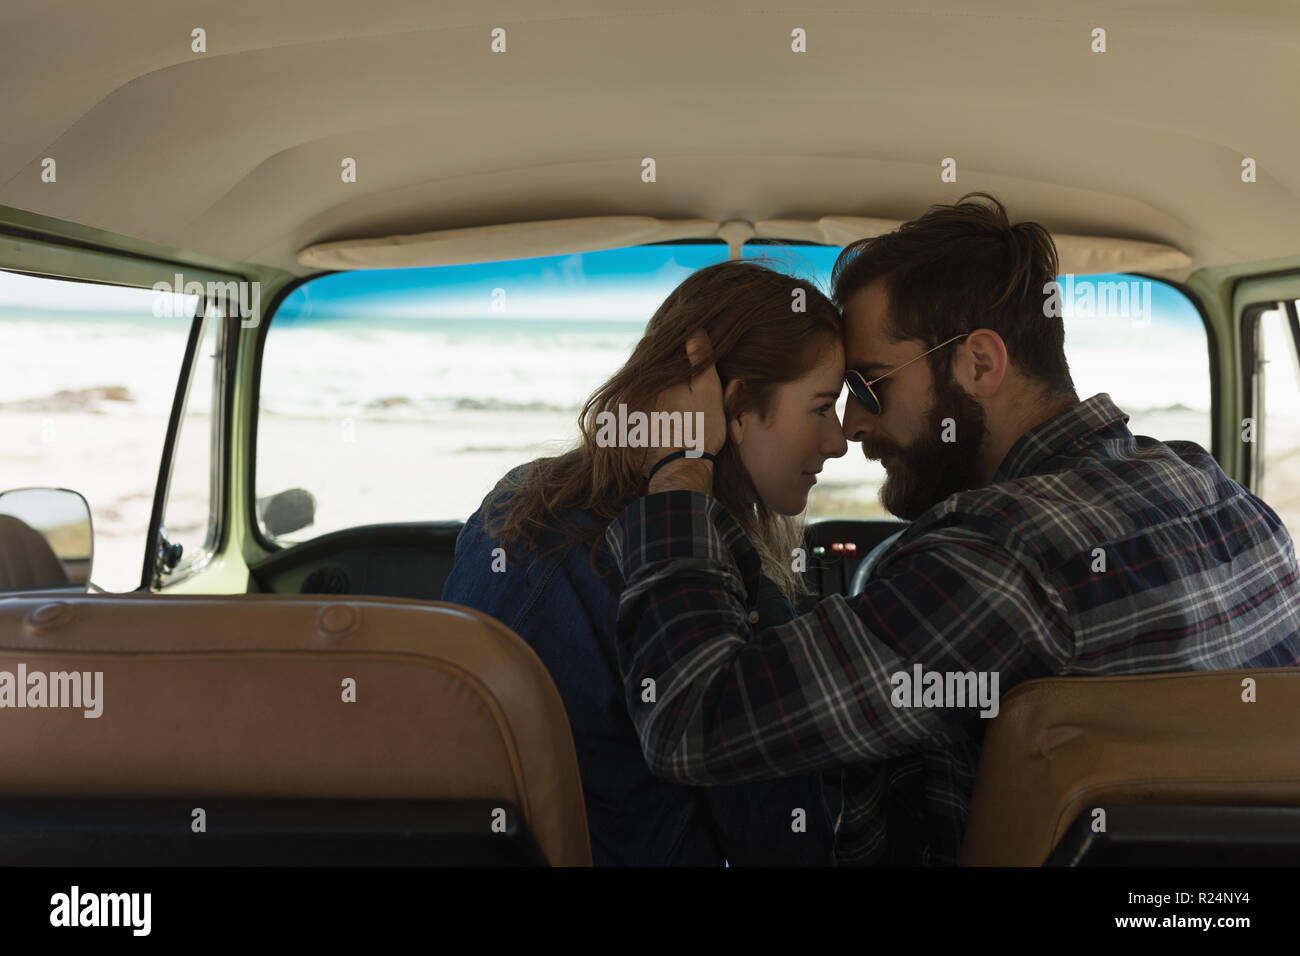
[0,309,1227,449]
[0,313,194,410]
[259,316,649,422]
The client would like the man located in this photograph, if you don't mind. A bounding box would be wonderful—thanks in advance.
[605,192,1300,864]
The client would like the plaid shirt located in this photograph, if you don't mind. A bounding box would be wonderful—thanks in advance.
[605,393,1300,864]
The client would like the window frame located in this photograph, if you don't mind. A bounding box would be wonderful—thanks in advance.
[248,272,323,555]
[149,301,238,589]
[245,257,1223,553]
[0,234,242,593]
[1240,297,1300,493]
[247,241,734,554]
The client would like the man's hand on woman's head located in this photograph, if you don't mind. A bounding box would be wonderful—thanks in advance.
[644,329,727,495]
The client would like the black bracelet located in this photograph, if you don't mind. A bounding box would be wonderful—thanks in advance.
[647,449,718,482]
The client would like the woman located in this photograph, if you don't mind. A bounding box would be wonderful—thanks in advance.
[441,258,848,865]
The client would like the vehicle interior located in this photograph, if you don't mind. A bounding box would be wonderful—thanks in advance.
[2,1,1299,867]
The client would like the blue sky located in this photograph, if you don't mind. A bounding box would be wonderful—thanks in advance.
[275,243,734,322]
[272,242,1199,326]
[0,246,1201,329]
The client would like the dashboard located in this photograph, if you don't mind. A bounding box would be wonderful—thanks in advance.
[249,518,909,604]
[250,523,463,600]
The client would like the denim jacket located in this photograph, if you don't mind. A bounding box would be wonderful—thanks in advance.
[441,465,836,866]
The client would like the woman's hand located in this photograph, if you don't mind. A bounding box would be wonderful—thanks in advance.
[643,330,726,495]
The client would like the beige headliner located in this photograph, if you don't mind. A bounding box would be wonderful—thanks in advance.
[1,1,1297,280]
[297,215,1193,273]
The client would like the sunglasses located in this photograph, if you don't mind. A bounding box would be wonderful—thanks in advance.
[844,333,970,415]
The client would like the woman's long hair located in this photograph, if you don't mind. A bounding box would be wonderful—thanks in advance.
[484,257,843,600]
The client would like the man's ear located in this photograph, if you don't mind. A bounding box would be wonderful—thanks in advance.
[723,379,746,444]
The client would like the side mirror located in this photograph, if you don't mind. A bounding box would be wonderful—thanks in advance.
[0,487,93,593]
[256,488,317,538]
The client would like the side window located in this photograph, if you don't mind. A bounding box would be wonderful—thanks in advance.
[0,270,209,592]
[256,243,729,545]
[1250,301,1300,534]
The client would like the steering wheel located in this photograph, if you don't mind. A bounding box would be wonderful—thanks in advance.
[847,529,907,596]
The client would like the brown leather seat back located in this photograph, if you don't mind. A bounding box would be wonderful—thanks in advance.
[0,515,70,592]
[961,669,1300,866]
[0,594,591,865]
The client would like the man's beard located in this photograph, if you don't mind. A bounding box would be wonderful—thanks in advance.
[869,376,988,521]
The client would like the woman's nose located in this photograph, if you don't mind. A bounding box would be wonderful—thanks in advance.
[824,424,849,459]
